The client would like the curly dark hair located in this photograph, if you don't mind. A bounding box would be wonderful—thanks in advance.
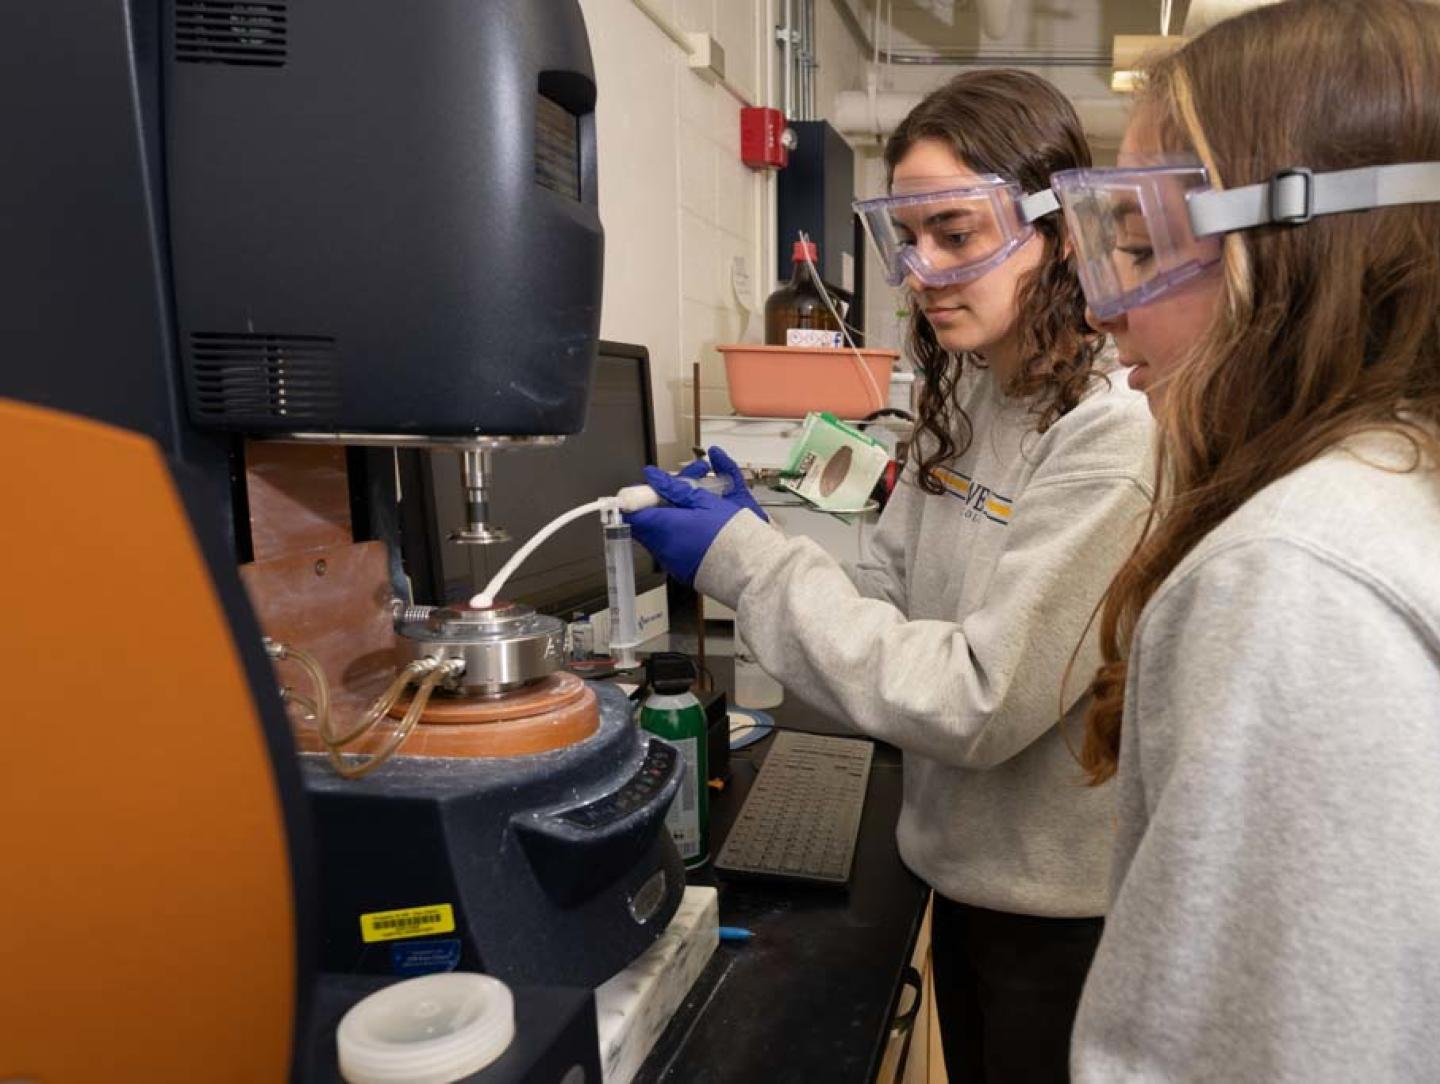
[886,69,1105,494]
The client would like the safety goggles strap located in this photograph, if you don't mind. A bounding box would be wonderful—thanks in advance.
[1188,162,1440,237]
[1018,188,1059,223]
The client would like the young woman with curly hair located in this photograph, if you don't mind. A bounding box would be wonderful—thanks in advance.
[1056,0,1440,1076]
[629,69,1155,1081]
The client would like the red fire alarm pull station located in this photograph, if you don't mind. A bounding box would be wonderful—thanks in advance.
[741,107,791,170]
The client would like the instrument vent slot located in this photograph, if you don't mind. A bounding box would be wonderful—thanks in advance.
[535,93,581,201]
[175,1,288,68]
[191,332,339,422]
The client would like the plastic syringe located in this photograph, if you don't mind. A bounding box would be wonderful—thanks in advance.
[605,474,733,669]
[470,474,736,616]
[614,473,733,513]
[603,518,641,670]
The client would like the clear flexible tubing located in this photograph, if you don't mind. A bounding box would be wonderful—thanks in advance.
[330,661,456,780]
[323,660,431,750]
[798,230,887,412]
[281,688,318,720]
[471,498,609,609]
[470,477,738,613]
[267,640,333,737]
[266,638,459,778]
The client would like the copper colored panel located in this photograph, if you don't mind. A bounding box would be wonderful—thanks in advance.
[245,440,352,562]
[293,675,601,760]
[239,540,402,737]
[1,401,294,1080]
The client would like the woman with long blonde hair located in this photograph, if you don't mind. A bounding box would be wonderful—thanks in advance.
[1049,0,1440,1076]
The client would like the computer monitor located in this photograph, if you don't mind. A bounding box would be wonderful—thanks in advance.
[424,341,665,614]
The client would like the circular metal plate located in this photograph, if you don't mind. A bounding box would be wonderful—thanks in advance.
[396,602,564,694]
[448,525,512,545]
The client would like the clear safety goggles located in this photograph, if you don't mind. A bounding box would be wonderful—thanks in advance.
[1051,161,1440,319]
[854,176,1060,289]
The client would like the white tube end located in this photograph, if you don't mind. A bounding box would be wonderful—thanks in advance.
[615,484,662,514]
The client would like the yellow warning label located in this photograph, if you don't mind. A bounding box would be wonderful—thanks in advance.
[359,903,456,944]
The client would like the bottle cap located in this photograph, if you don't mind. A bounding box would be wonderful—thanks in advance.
[337,972,514,1084]
[791,239,818,263]
[645,651,698,695]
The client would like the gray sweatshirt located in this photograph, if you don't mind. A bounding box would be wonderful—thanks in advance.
[697,366,1155,916]
[1072,432,1440,1081]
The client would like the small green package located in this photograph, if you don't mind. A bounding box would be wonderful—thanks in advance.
[780,412,890,512]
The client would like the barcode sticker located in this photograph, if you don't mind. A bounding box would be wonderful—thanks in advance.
[665,735,701,859]
[359,903,456,944]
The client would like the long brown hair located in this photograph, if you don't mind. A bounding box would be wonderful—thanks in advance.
[1081,0,1440,784]
[885,69,1104,494]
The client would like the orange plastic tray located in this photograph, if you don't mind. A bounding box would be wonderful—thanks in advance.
[719,344,898,419]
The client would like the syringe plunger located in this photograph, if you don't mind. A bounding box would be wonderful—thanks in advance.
[614,473,734,514]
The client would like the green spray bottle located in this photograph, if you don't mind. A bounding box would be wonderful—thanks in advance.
[639,652,708,868]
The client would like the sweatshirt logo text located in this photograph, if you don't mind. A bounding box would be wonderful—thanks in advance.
[933,467,1012,525]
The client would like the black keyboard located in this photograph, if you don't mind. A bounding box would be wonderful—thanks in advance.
[714,730,873,885]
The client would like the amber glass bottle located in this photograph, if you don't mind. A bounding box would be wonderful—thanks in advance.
[764,239,842,345]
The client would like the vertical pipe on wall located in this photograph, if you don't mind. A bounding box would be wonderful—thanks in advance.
[765,0,780,296]
[783,0,794,120]
[813,0,819,117]
[794,0,806,119]
[805,0,816,119]
[801,0,810,120]
[795,0,804,120]
[801,0,809,119]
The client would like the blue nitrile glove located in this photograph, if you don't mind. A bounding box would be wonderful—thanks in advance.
[677,447,768,523]
[625,465,744,585]
[707,445,769,523]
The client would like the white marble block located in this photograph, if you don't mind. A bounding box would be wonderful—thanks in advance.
[594,885,719,1084]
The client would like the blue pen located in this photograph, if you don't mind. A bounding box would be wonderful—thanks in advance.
[718,926,753,942]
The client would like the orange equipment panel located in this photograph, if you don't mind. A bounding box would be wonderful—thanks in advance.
[0,400,297,1081]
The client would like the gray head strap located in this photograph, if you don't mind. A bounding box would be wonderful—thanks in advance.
[1188,162,1440,237]
[1018,188,1060,223]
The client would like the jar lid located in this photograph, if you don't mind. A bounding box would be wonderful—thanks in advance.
[337,973,515,1084]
